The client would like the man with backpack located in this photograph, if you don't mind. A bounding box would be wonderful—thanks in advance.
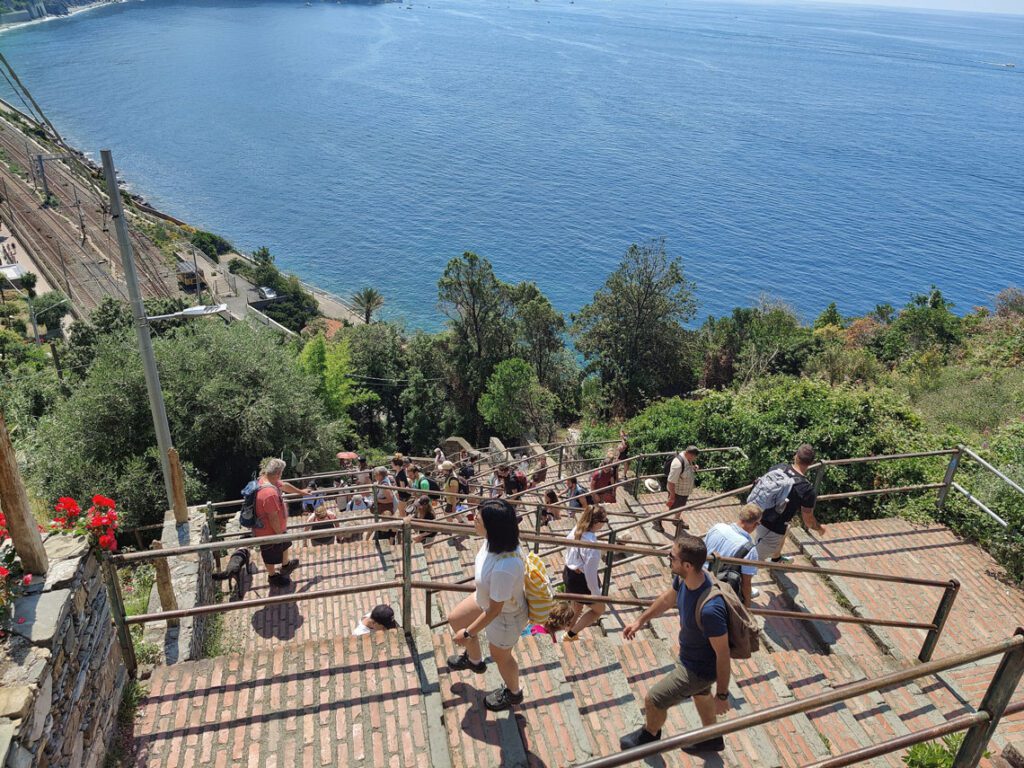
[747,444,826,563]
[704,503,763,606]
[620,533,755,755]
[251,458,301,588]
[656,445,699,535]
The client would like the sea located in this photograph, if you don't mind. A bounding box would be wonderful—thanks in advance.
[1,0,1022,329]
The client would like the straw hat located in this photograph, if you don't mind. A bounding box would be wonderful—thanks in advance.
[644,478,662,493]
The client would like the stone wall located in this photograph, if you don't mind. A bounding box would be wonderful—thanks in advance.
[142,508,213,665]
[0,535,126,768]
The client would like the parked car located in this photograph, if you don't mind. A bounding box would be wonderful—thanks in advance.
[257,286,278,300]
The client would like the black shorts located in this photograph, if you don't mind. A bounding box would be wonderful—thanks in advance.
[563,566,598,597]
[259,541,292,565]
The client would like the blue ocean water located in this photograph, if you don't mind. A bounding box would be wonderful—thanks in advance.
[1,0,1022,329]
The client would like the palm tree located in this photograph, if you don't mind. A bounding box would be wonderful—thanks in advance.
[351,287,385,324]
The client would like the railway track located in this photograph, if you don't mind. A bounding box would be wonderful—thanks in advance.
[0,111,178,317]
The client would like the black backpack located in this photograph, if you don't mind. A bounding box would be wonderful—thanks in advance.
[717,541,754,599]
[425,476,441,493]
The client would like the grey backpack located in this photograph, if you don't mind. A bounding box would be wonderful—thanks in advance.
[746,467,795,515]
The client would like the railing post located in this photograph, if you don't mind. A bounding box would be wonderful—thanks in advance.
[936,446,962,513]
[100,554,138,678]
[534,503,544,554]
[709,552,723,577]
[602,529,617,596]
[557,445,564,481]
[150,541,180,626]
[952,629,1024,768]
[425,589,434,627]
[918,579,960,662]
[372,483,380,524]
[812,464,826,495]
[402,520,412,635]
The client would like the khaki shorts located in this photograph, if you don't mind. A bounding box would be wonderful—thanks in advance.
[648,659,714,710]
[485,605,529,650]
[754,524,787,560]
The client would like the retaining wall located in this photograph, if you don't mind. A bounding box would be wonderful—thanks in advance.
[0,535,126,768]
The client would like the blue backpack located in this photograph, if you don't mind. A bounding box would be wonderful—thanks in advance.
[239,480,265,530]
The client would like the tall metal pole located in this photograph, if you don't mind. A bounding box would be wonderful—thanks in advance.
[100,149,175,510]
[72,185,86,243]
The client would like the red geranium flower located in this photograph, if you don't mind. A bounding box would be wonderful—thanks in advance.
[98,533,118,552]
[92,495,116,510]
[0,566,9,578]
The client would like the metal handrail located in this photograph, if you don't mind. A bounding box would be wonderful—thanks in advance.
[570,630,1024,768]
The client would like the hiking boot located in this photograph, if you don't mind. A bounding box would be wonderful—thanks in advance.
[446,651,486,674]
[652,521,666,534]
[682,736,725,754]
[619,728,661,750]
[484,685,524,711]
[281,558,300,575]
[268,573,290,588]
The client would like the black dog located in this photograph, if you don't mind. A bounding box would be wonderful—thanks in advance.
[212,548,256,601]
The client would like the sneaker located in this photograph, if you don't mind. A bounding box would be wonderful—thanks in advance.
[770,555,793,564]
[483,685,524,712]
[268,573,290,588]
[682,736,725,754]
[281,558,300,575]
[652,521,666,534]
[619,728,661,750]
[562,632,579,643]
[751,587,761,598]
[446,651,486,675]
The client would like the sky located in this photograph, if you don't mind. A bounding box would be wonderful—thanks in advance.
[797,0,1024,13]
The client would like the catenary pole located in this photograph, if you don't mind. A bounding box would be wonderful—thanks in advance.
[100,149,175,510]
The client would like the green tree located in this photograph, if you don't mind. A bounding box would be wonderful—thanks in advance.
[507,282,567,387]
[345,322,408,445]
[814,301,843,330]
[874,288,963,363]
[19,272,37,299]
[298,332,375,428]
[478,358,557,442]
[31,322,342,530]
[351,287,385,324]
[438,252,515,440]
[571,239,697,416]
[31,290,70,332]
[399,332,458,453]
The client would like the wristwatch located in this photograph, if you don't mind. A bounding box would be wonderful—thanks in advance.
[462,628,474,640]
[715,692,729,701]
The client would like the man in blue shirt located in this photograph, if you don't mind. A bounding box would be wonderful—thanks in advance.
[620,534,732,755]
[704,503,763,606]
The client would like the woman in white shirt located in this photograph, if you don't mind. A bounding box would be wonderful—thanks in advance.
[562,504,609,642]
[446,499,528,712]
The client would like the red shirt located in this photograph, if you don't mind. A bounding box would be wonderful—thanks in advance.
[255,481,285,536]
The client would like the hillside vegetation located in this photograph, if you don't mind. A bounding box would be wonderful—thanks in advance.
[1,241,1021,577]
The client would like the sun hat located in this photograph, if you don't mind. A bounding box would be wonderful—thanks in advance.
[440,460,455,471]
[644,478,662,493]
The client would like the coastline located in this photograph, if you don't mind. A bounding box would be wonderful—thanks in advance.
[0,0,129,35]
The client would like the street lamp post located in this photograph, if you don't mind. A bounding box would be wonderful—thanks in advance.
[101,150,177,510]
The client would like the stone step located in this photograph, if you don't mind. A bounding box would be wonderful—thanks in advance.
[432,630,529,768]
[134,630,440,767]
[514,633,596,766]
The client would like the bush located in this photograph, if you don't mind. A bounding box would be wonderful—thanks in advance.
[188,230,233,263]
[597,378,944,519]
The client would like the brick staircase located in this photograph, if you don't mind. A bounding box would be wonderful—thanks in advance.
[130,489,1024,767]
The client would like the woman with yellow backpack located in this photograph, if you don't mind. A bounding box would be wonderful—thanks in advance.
[446,499,530,711]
